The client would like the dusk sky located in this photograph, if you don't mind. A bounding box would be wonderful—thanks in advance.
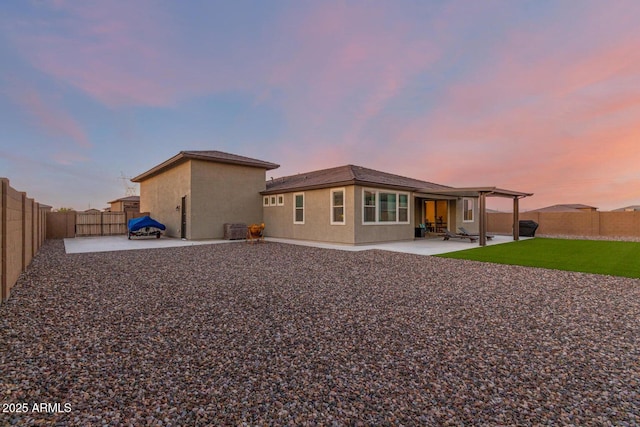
[1,1,639,211]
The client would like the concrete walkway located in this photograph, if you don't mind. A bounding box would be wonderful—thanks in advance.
[64,234,526,255]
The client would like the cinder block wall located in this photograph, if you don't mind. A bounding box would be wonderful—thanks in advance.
[46,211,76,238]
[488,211,640,238]
[1,178,50,303]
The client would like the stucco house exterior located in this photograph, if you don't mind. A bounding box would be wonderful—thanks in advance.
[108,195,141,214]
[132,151,279,239]
[132,150,531,245]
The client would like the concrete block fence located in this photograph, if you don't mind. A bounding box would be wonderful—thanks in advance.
[1,178,50,303]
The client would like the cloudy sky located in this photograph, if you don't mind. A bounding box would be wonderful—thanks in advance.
[1,0,639,211]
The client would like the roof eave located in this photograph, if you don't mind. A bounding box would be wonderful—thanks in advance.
[418,187,533,198]
[132,151,280,182]
[131,152,187,183]
[262,179,357,195]
[184,152,279,171]
[262,179,441,195]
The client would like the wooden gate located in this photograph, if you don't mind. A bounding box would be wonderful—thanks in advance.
[76,212,127,236]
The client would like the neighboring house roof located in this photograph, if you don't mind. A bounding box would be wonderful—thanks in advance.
[530,204,598,213]
[108,195,140,204]
[131,150,280,182]
[612,205,640,212]
[263,164,452,194]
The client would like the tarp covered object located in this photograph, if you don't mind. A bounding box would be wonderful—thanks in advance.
[519,220,539,237]
[127,216,166,232]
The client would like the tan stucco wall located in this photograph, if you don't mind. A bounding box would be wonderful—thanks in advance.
[139,161,192,238]
[263,187,356,244]
[190,160,266,239]
[353,186,414,244]
[265,185,418,244]
[139,160,267,239]
[451,198,479,234]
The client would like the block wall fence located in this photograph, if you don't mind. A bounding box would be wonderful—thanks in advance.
[1,178,50,303]
[488,211,640,238]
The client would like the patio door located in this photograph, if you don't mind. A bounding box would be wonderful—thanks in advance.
[425,200,449,232]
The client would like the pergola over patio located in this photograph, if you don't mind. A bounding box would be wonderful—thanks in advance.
[416,187,533,246]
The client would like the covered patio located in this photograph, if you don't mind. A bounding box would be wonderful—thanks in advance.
[416,187,533,246]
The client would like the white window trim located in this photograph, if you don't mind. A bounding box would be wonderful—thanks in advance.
[293,192,305,224]
[362,188,411,225]
[276,194,284,206]
[263,196,270,207]
[330,188,346,225]
[270,195,277,206]
[463,198,474,223]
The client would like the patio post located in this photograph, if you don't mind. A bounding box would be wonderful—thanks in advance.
[479,192,487,246]
[513,197,520,241]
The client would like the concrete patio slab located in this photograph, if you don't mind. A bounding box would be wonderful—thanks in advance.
[64,236,237,254]
[266,235,529,255]
[64,234,528,255]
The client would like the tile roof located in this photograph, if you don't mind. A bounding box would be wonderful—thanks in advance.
[612,205,640,212]
[108,195,140,203]
[530,204,598,213]
[132,150,279,182]
[263,164,451,194]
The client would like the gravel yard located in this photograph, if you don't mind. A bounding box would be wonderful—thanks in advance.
[1,240,639,425]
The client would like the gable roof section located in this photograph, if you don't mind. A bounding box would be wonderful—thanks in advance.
[132,150,280,182]
[530,204,598,213]
[263,164,452,194]
[108,195,140,204]
[612,205,640,212]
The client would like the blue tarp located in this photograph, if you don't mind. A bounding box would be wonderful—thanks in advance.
[127,216,166,232]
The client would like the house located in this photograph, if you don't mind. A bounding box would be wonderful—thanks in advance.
[132,150,531,245]
[108,195,140,213]
[131,151,279,239]
[612,205,640,212]
[530,204,598,213]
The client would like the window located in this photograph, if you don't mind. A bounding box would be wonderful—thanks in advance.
[363,189,410,224]
[294,193,304,224]
[463,198,474,222]
[331,189,345,224]
[363,190,376,223]
[399,194,409,222]
[379,192,397,222]
[265,195,284,207]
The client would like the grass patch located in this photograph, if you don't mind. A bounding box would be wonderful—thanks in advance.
[437,238,640,278]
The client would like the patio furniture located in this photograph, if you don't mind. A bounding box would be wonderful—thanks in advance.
[415,224,426,238]
[247,223,265,243]
[443,230,478,242]
[458,226,494,240]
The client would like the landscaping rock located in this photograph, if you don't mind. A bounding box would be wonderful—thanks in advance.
[0,240,638,424]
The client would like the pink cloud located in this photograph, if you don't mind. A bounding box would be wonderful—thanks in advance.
[14,87,91,150]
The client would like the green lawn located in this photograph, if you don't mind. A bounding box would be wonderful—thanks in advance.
[437,238,640,278]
